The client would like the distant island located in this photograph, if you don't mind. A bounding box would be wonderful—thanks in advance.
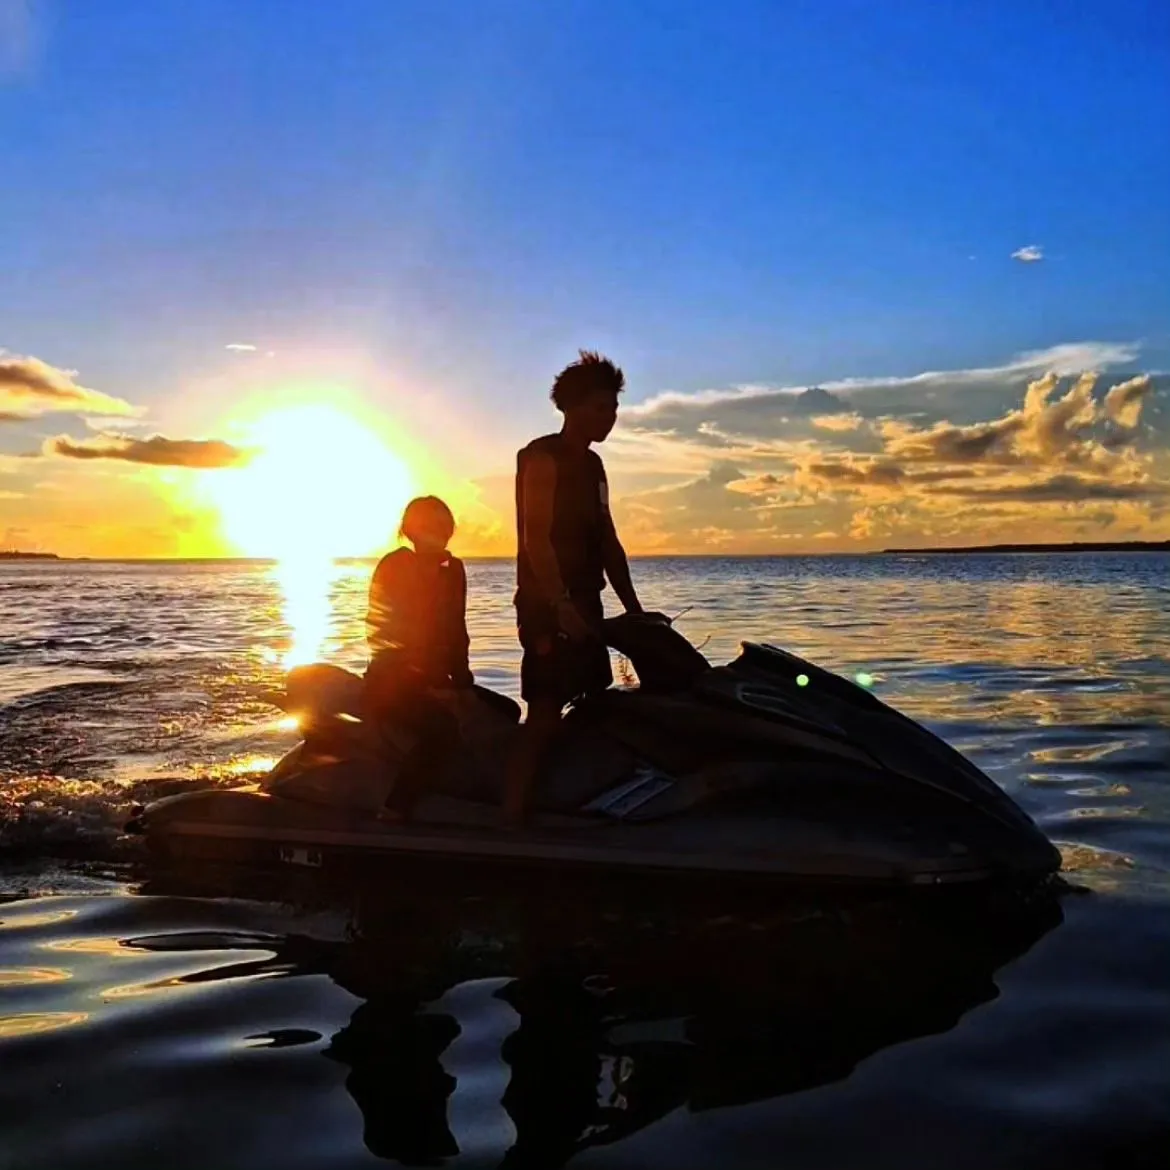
[0,550,60,560]
[880,540,1170,555]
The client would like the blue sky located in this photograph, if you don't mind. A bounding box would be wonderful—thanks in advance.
[2,0,1168,554]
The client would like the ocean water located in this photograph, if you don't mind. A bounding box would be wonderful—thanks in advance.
[1,554,1168,1168]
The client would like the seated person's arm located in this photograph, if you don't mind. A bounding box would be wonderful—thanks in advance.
[366,556,398,653]
[367,551,414,658]
[448,558,474,688]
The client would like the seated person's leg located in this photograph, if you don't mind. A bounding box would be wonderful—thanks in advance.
[363,650,411,725]
[383,696,458,820]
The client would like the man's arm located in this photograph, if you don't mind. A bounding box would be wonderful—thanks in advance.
[520,453,594,639]
[600,480,642,614]
[519,452,566,602]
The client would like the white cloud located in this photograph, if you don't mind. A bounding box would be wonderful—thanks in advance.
[225,343,258,353]
[1011,244,1044,263]
[84,415,149,431]
[623,341,1143,435]
[1005,341,1139,376]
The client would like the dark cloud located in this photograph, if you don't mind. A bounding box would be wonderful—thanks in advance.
[0,353,136,417]
[802,459,905,486]
[935,474,1167,503]
[46,433,251,469]
[794,386,848,414]
[905,468,981,485]
[619,345,1161,458]
[622,384,854,447]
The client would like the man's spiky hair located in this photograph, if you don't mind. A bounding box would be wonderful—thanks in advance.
[550,350,626,411]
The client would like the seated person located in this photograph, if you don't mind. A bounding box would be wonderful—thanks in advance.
[365,495,473,818]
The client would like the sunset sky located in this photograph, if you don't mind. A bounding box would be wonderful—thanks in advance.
[3,0,1168,558]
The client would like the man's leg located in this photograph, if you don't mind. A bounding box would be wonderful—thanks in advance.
[503,697,562,827]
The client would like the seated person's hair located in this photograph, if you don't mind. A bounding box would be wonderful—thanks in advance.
[551,350,626,411]
[399,496,455,546]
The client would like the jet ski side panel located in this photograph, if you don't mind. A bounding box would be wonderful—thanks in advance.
[131,780,1056,888]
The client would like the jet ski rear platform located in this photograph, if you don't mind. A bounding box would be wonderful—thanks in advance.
[127,616,1062,892]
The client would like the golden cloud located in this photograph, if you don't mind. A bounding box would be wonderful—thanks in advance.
[811,413,864,433]
[607,351,1169,550]
[0,353,137,418]
[878,371,1154,475]
[1102,375,1152,430]
[45,433,251,469]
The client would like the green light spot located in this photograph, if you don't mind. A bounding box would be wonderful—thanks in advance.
[796,674,810,687]
[855,672,874,689]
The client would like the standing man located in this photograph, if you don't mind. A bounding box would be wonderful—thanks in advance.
[504,350,643,825]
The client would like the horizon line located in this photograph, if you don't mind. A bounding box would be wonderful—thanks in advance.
[3,539,1167,564]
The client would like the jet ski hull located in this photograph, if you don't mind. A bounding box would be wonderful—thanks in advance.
[131,786,1060,891]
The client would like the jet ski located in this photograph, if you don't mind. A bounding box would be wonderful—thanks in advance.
[126,614,1061,889]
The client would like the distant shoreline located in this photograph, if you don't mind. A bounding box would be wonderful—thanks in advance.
[879,541,1170,555]
[2,542,1167,564]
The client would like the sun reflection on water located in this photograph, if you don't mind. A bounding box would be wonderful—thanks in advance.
[274,555,344,670]
[0,1012,89,1038]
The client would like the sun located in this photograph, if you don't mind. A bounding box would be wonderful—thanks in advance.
[206,403,416,561]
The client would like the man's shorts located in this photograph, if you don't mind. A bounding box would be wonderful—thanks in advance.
[517,593,612,707]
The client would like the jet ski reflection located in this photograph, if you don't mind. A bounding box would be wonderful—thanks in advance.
[133,870,1063,1167]
[340,890,1064,1165]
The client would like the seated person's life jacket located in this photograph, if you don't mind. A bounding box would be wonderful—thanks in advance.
[365,547,474,700]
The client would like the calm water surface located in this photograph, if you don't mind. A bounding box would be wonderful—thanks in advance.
[1,555,1168,1168]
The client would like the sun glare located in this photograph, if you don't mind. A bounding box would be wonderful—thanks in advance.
[204,402,416,669]
[208,404,416,562]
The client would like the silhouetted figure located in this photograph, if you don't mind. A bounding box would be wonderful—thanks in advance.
[324,994,461,1166]
[505,351,645,825]
[364,496,473,818]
